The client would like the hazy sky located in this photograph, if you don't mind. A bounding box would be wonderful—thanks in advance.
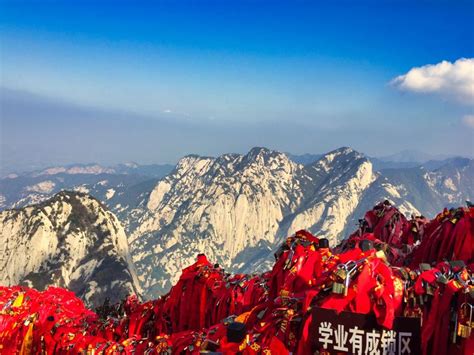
[1,0,473,173]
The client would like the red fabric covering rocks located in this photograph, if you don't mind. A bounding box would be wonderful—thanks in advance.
[0,203,473,354]
[410,206,474,266]
[337,200,425,265]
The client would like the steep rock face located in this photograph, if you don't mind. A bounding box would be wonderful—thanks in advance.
[129,148,304,295]
[129,147,376,297]
[0,191,140,306]
[424,158,474,204]
[128,148,473,298]
[284,148,375,240]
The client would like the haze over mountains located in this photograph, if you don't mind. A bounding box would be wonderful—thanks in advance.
[0,146,472,301]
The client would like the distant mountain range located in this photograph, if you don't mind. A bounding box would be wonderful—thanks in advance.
[0,147,472,301]
[376,149,456,164]
[289,150,470,170]
[0,163,174,210]
[2,161,175,179]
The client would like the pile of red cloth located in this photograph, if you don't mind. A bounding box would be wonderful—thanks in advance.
[155,254,268,334]
[410,206,473,266]
[0,286,181,353]
[337,200,426,265]
[1,203,472,354]
[337,200,473,267]
[0,286,107,353]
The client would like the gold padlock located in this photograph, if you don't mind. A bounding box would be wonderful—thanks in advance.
[332,282,345,294]
[334,268,347,281]
[457,323,471,338]
[456,302,473,339]
[375,250,388,263]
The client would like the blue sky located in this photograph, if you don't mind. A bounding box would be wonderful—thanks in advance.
[1,0,473,172]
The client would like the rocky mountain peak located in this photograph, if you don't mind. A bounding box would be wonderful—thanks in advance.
[238,147,297,172]
[0,191,140,306]
[129,147,380,297]
[311,147,365,167]
[173,155,214,177]
[244,146,276,162]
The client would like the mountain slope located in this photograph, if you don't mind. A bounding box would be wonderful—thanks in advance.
[124,147,473,298]
[127,147,376,296]
[0,191,140,306]
[1,147,472,300]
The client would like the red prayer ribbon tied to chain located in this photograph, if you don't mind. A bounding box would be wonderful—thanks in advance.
[0,202,473,354]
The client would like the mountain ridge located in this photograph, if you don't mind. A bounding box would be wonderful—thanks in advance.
[1,146,472,299]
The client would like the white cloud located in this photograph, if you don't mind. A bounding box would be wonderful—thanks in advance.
[462,114,474,128]
[391,58,474,104]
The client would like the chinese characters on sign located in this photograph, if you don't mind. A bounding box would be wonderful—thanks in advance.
[311,308,421,355]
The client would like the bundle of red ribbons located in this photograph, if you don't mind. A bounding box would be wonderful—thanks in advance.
[1,202,472,354]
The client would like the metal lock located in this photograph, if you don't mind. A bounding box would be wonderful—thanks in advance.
[332,282,345,295]
[457,302,473,339]
[334,268,347,281]
[449,260,466,271]
[419,263,431,272]
[257,309,266,319]
[375,250,387,263]
[343,275,351,297]
[399,268,410,281]
[425,283,435,296]
[457,324,471,338]
[343,263,360,297]
[283,241,298,270]
[436,274,448,285]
